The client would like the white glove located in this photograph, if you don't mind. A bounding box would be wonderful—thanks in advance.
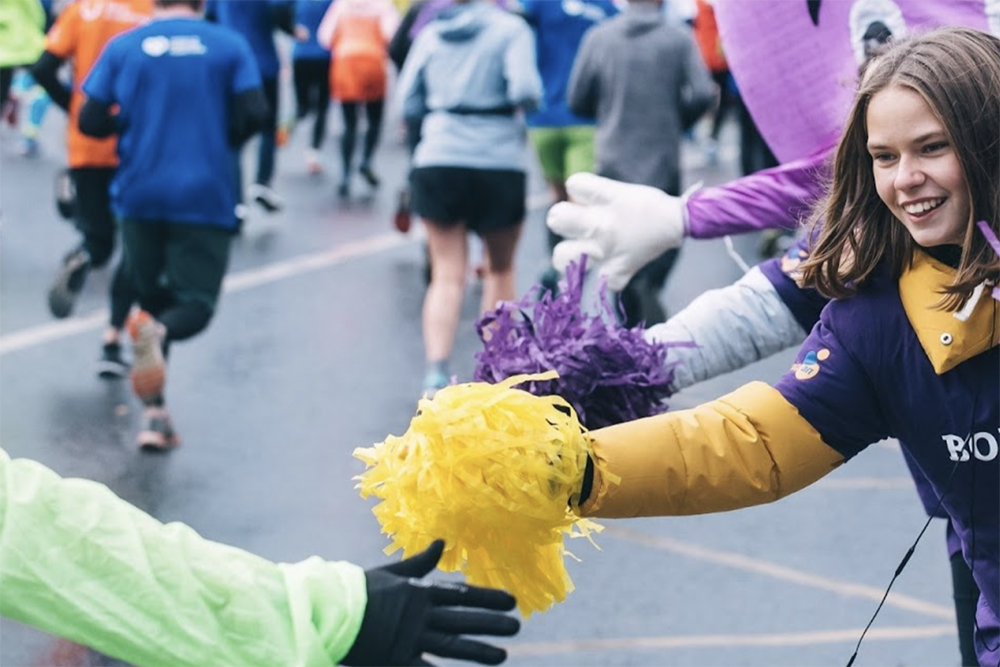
[547,173,688,291]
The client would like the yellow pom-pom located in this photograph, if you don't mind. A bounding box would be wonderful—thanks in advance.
[353,371,605,615]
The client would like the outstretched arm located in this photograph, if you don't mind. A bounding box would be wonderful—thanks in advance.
[0,450,521,667]
[547,150,831,290]
[578,309,889,519]
[579,381,844,518]
[0,449,366,667]
[684,150,831,239]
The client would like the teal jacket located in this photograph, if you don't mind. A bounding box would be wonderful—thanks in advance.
[0,448,367,666]
[0,0,45,67]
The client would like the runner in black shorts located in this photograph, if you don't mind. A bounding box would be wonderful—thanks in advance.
[394,0,542,396]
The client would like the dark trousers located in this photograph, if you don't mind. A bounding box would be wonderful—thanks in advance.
[293,58,330,150]
[71,167,137,329]
[121,219,232,347]
[614,173,682,328]
[256,76,279,185]
[340,99,384,175]
[709,70,737,140]
[738,98,778,176]
[71,167,116,267]
[951,551,981,666]
[233,76,279,197]
[0,67,14,109]
[618,249,680,327]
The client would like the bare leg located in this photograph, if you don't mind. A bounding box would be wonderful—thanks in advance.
[479,223,523,315]
[422,220,469,364]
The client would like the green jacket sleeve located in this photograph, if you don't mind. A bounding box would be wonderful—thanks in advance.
[0,0,45,67]
[0,448,367,666]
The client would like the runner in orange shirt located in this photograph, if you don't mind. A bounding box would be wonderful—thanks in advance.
[318,0,399,197]
[31,0,153,377]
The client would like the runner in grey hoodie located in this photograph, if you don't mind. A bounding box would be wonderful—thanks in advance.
[397,0,541,172]
[567,0,715,328]
[568,0,714,193]
[395,0,543,395]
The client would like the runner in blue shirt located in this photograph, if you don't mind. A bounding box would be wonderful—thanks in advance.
[79,0,269,448]
[519,0,617,296]
[205,0,292,214]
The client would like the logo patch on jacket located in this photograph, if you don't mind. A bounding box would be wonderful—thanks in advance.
[792,348,829,380]
[780,247,809,280]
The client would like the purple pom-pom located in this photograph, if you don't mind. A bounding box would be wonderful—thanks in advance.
[474,259,686,429]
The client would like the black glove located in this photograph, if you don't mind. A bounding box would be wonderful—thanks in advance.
[342,540,520,667]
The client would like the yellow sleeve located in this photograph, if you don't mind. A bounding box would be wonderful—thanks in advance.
[579,381,844,518]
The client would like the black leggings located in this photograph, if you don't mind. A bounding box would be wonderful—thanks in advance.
[293,58,330,150]
[0,67,14,110]
[340,99,384,174]
[951,551,981,667]
[69,167,138,330]
[71,167,117,267]
[709,70,737,140]
[121,220,232,346]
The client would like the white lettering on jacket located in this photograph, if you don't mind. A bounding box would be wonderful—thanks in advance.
[942,431,1000,462]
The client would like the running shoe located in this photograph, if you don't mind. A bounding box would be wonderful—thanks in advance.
[305,148,323,175]
[16,136,38,158]
[234,203,249,234]
[422,370,450,399]
[359,164,380,187]
[394,188,412,233]
[249,183,284,213]
[137,405,179,450]
[96,342,130,379]
[537,267,561,299]
[47,248,91,319]
[2,97,19,127]
[127,310,166,402]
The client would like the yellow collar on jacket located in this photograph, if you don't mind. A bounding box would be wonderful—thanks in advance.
[898,251,999,375]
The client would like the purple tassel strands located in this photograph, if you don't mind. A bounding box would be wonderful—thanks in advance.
[474,259,682,429]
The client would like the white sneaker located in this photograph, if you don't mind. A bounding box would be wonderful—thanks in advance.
[248,183,284,213]
[305,149,323,175]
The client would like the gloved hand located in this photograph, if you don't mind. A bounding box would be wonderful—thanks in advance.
[547,173,689,291]
[342,540,520,667]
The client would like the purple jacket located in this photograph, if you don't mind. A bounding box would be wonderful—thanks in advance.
[775,255,999,664]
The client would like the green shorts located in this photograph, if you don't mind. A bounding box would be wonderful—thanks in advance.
[529,125,596,183]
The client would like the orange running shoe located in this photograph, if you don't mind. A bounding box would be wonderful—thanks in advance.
[127,310,166,401]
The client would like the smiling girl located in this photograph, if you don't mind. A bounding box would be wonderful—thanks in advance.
[561,27,999,665]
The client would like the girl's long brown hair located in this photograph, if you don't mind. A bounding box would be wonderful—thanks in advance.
[799,27,1000,311]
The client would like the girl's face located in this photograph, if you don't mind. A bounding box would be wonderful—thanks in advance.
[867,85,971,247]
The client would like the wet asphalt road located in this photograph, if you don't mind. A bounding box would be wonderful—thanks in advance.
[0,107,960,667]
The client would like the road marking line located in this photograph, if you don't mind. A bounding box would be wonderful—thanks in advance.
[605,526,954,619]
[0,232,410,356]
[815,476,916,489]
[223,232,407,291]
[508,624,955,656]
[1,193,556,357]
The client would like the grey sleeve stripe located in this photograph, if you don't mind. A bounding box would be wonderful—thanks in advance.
[644,267,808,392]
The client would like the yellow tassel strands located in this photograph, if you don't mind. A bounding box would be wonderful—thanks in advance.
[353,372,611,615]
